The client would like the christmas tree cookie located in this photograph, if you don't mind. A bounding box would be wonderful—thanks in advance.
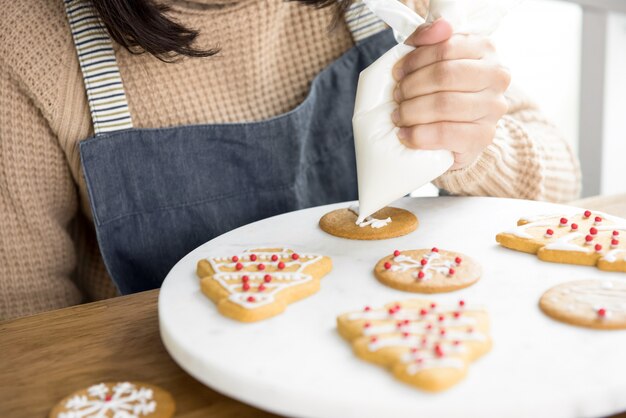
[374,248,481,293]
[197,248,332,322]
[319,205,418,240]
[496,210,626,272]
[337,300,491,391]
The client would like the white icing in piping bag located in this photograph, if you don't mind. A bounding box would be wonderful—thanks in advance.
[353,0,520,223]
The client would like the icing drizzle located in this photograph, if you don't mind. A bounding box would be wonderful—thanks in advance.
[345,301,488,375]
[386,249,460,280]
[348,205,392,229]
[205,249,323,309]
[553,280,626,319]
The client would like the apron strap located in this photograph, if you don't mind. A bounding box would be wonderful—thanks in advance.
[64,0,133,135]
[344,0,388,43]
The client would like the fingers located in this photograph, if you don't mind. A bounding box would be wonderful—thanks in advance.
[392,91,508,127]
[394,59,511,99]
[397,121,496,154]
[405,18,453,47]
[394,34,496,80]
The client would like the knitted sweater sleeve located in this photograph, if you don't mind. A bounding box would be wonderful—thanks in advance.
[0,65,83,320]
[433,87,582,202]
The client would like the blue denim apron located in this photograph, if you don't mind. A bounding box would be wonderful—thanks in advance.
[65,0,394,294]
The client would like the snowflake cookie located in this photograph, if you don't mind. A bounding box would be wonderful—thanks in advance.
[496,210,626,272]
[197,248,333,322]
[49,381,174,418]
[319,205,418,240]
[337,299,491,391]
[540,280,626,330]
[374,248,481,293]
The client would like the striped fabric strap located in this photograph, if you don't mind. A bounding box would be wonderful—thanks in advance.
[344,0,388,43]
[64,0,133,135]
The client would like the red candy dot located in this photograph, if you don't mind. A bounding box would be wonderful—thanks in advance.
[455,257,462,265]
[417,271,425,279]
[420,259,428,266]
[242,282,250,291]
[402,332,410,338]
[363,322,371,329]
[584,210,592,218]
[394,250,401,257]
[420,308,428,316]
[571,223,579,231]
[291,253,300,260]
[364,306,371,312]
[435,345,444,357]
[438,315,445,322]
[232,256,239,262]
[278,262,286,270]
[590,227,598,235]
[440,329,446,336]
[271,255,278,262]
[453,312,461,318]
[394,304,401,311]
[396,321,403,328]
[426,324,433,331]
[431,247,439,253]
[545,229,554,236]
[247,296,256,302]
[598,308,607,318]
[421,338,428,345]
[453,340,461,346]
[384,262,392,270]
[595,216,603,223]
[448,268,455,276]
[235,262,244,271]
[241,275,249,283]
[257,263,266,271]
[560,218,568,225]
[613,230,620,236]
[388,308,396,315]
[258,284,266,292]
[264,274,272,283]
[612,239,620,246]
[370,336,378,343]
[411,347,419,354]
[595,244,603,252]
[250,254,257,261]
[105,394,112,402]
[459,300,466,307]
[430,303,437,309]
[585,235,593,242]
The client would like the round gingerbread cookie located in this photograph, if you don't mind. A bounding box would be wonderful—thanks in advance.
[49,381,175,418]
[374,248,481,293]
[539,280,626,330]
[319,205,418,240]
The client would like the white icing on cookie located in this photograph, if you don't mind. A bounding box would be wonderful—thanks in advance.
[346,302,488,375]
[59,382,157,418]
[205,249,323,309]
[348,205,392,229]
[388,250,458,280]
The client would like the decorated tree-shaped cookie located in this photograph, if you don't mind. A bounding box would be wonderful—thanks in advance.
[497,210,626,272]
[337,299,491,391]
[197,248,332,322]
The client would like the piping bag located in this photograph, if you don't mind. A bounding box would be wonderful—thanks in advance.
[353,0,520,223]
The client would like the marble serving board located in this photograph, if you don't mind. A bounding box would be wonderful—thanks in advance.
[159,197,626,418]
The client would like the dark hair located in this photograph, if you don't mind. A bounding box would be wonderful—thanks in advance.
[91,0,352,62]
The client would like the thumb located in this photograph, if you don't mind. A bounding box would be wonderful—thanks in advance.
[404,18,453,47]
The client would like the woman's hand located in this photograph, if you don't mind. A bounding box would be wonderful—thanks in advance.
[392,19,511,170]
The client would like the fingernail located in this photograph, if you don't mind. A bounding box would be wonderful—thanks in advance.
[397,127,409,140]
[393,67,404,80]
[391,109,400,124]
[393,87,402,103]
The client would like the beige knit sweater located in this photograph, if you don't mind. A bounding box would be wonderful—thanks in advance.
[0,0,580,320]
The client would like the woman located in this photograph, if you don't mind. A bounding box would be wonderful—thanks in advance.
[0,0,580,319]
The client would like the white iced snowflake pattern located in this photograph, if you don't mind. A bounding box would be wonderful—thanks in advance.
[58,382,156,418]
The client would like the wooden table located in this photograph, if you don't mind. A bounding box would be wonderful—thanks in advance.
[2,195,626,418]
